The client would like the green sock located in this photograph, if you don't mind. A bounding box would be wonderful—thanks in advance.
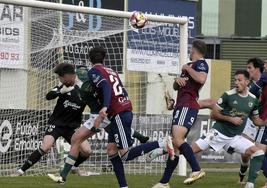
[132,131,149,143]
[60,155,77,180]
[247,151,265,183]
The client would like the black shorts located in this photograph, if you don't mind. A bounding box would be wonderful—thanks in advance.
[44,125,76,144]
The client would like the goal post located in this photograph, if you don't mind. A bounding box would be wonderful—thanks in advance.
[0,0,188,177]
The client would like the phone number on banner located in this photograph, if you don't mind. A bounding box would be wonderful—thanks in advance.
[0,52,20,61]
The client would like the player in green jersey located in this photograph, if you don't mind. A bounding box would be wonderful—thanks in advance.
[192,70,266,188]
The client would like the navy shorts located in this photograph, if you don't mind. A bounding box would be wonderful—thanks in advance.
[172,107,198,133]
[256,126,267,145]
[108,111,134,149]
[44,125,75,144]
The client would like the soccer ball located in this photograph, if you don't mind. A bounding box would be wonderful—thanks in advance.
[129,11,147,29]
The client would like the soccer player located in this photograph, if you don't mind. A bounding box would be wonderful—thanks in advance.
[248,59,267,188]
[16,63,91,176]
[191,70,266,188]
[146,97,217,163]
[238,58,264,183]
[152,40,208,188]
[76,65,149,144]
[50,47,174,187]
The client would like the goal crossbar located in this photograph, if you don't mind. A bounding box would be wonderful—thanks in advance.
[0,0,188,25]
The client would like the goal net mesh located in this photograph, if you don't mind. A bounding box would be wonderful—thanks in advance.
[0,2,181,176]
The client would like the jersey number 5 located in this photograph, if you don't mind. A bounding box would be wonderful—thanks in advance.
[109,75,123,96]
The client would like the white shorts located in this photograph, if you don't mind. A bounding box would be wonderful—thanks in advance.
[242,118,258,141]
[195,129,255,154]
[83,114,110,130]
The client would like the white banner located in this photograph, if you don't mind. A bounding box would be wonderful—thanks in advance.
[0,4,25,69]
[127,48,179,74]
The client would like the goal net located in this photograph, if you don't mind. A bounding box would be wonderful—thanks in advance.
[0,0,188,176]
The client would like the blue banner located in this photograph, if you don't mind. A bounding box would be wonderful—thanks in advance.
[127,0,196,73]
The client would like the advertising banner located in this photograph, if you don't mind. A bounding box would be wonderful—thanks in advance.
[0,4,25,69]
[127,0,196,74]
[0,110,240,164]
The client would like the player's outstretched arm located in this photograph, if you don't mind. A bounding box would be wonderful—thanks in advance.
[198,98,217,109]
[211,105,243,126]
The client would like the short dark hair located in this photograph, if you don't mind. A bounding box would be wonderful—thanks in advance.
[54,63,75,76]
[89,46,106,64]
[192,40,207,56]
[247,57,264,73]
[234,70,250,80]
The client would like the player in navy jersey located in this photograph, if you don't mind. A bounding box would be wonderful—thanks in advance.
[87,46,174,188]
[152,40,208,188]
[16,63,91,176]
[248,59,267,188]
[52,47,174,187]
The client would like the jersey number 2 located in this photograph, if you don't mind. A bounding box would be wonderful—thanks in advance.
[109,75,123,96]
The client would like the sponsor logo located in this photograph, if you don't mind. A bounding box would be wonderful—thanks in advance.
[0,120,13,153]
[63,100,81,110]
[197,62,207,71]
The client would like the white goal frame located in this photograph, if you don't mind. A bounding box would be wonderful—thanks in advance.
[0,0,188,176]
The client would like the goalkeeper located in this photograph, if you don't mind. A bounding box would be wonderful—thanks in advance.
[16,63,91,176]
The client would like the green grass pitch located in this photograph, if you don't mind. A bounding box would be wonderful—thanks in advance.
[0,173,265,188]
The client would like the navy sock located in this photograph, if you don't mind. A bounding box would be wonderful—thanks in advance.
[121,141,159,161]
[262,153,267,178]
[179,142,200,172]
[160,155,179,184]
[109,153,127,187]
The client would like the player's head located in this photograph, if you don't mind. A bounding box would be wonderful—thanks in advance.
[264,59,267,72]
[89,46,106,64]
[234,70,250,93]
[54,63,76,87]
[246,57,264,81]
[190,40,207,61]
[76,65,88,82]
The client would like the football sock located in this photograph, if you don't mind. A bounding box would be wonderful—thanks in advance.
[121,141,159,161]
[109,153,127,187]
[21,148,46,172]
[132,130,149,143]
[74,153,89,167]
[160,155,179,184]
[248,150,265,183]
[179,142,200,172]
[60,154,77,180]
